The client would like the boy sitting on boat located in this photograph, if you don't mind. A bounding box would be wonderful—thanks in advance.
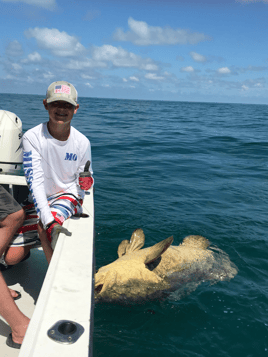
[6,81,94,264]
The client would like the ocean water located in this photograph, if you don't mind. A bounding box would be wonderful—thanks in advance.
[1,94,268,356]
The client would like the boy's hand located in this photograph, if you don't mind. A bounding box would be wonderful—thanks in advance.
[46,220,72,249]
[79,160,93,190]
[79,175,93,190]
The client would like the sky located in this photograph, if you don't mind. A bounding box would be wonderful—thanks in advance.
[0,0,268,104]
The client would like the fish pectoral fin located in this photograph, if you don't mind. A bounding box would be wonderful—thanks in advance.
[144,236,173,264]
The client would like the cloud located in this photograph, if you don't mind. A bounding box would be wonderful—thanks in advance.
[92,45,159,70]
[24,27,86,57]
[5,40,23,57]
[28,52,42,62]
[130,76,139,82]
[81,74,94,80]
[254,82,264,87]
[66,58,107,70]
[181,66,195,72]
[241,84,249,91]
[233,65,268,73]
[64,45,159,72]
[12,63,22,71]
[113,17,210,46]
[242,78,266,89]
[22,51,42,63]
[4,74,16,80]
[43,71,54,79]
[145,73,164,80]
[1,0,57,10]
[217,67,231,74]
[189,51,207,63]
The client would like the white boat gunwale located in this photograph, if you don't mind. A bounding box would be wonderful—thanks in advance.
[0,174,95,357]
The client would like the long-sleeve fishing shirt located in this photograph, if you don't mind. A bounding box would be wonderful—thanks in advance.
[22,122,93,227]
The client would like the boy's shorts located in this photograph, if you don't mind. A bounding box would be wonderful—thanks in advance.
[9,193,83,248]
[0,185,23,221]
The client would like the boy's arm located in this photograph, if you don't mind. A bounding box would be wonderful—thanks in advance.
[22,133,54,227]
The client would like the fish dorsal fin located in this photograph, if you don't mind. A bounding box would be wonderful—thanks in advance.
[128,228,145,253]
[117,229,145,257]
[117,240,130,258]
[144,236,173,264]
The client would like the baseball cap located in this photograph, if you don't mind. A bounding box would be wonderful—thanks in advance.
[46,81,78,106]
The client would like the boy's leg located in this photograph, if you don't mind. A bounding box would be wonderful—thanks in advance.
[37,221,53,264]
[39,193,83,263]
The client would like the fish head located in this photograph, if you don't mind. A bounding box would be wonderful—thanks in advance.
[95,233,173,301]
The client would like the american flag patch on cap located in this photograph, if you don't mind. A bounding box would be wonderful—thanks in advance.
[54,84,71,94]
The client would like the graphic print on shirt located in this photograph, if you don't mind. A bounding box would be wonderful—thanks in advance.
[65,153,78,161]
[23,150,40,214]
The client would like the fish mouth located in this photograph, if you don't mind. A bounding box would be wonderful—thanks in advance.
[94,284,103,294]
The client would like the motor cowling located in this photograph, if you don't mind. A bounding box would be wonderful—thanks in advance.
[0,110,23,175]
